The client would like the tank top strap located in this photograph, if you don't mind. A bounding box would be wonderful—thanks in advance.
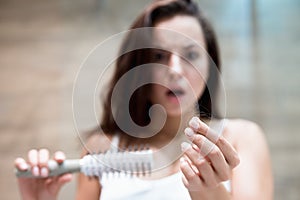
[109,134,120,153]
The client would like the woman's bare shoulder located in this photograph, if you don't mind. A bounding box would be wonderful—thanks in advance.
[225,118,263,133]
[224,119,267,149]
[80,130,114,156]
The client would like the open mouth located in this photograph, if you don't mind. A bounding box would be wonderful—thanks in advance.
[166,89,185,97]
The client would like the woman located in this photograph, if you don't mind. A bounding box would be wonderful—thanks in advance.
[15,0,273,199]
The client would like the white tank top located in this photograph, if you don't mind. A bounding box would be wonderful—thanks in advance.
[99,134,231,200]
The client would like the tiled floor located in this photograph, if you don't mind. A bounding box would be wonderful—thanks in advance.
[0,0,299,199]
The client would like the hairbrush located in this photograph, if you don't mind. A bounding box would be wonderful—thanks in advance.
[15,148,153,178]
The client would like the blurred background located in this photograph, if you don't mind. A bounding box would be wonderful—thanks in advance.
[0,0,299,199]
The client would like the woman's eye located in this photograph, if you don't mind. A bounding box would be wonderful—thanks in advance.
[151,50,169,62]
[154,53,165,61]
[186,51,200,60]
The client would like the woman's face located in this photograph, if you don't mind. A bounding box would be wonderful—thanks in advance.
[149,15,209,117]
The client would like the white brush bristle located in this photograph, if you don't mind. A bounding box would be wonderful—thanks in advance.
[80,149,153,177]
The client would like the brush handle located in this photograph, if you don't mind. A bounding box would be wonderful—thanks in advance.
[15,149,153,178]
[15,159,82,178]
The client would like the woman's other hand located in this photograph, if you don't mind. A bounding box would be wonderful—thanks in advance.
[180,117,240,198]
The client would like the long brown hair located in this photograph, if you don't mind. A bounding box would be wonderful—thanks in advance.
[100,0,221,137]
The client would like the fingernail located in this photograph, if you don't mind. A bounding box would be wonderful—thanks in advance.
[181,142,191,152]
[184,127,195,137]
[55,153,65,163]
[57,154,64,160]
[180,157,188,166]
[20,163,28,170]
[180,157,185,163]
[189,117,200,130]
[198,155,205,162]
[40,167,48,177]
[32,166,39,176]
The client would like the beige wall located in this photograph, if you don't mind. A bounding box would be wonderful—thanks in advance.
[0,0,299,199]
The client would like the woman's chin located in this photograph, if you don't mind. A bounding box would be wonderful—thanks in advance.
[165,105,195,118]
[166,109,182,117]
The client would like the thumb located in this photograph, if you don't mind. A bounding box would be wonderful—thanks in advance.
[53,151,66,164]
[45,174,73,196]
[57,173,73,186]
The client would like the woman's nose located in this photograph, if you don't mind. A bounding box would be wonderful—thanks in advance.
[169,54,183,76]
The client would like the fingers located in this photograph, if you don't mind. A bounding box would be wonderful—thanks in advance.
[39,149,50,177]
[28,149,39,176]
[54,151,65,164]
[181,142,219,188]
[38,149,49,167]
[14,157,28,171]
[182,116,240,189]
[180,157,202,191]
[215,136,240,168]
[188,117,218,142]
[185,128,214,156]
[204,145,230,181]
[185,117,240,168]
[45,173,73,186]
[57,173,73,185]
[21,149,66,178]
[189,117,208,135]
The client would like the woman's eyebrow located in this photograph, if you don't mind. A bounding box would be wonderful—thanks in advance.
[151,45,168,50]
[150,44,202,52]
[184,44,198,49]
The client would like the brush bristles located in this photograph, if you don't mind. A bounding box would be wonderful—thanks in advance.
[81,148,153,177]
